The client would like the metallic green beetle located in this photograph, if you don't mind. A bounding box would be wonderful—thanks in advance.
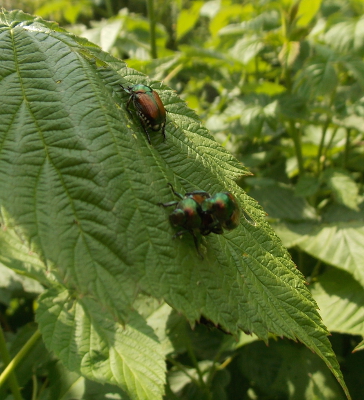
[159,184,241,257]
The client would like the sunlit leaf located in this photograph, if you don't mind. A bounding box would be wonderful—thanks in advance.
[321,168,360,211]
[296,0,323,27]
[209,4,251,36]
[176,1,204,41]
[325,17,364,55]
[310,268,364,336]
[278,41,300,68]
[296,204,364,287]
[36,288,165,400]
[230,36,264,64]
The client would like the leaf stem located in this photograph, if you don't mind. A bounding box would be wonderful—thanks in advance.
[0,329,42,390]
[146,0,158,59]
[0,323,23,400]
[185,339,212,398]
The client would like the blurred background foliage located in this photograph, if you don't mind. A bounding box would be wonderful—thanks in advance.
[1,0,364,399]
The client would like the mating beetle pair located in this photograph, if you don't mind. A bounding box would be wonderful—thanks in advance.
[159,184,241,258]
[120,84,166,144]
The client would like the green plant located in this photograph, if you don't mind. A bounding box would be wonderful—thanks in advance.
[1,1,364,399]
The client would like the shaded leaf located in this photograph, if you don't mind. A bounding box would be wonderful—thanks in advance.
[294,54,338,98]
[238,340,346,400]
[0,263,43,305]
[295,175,321,197]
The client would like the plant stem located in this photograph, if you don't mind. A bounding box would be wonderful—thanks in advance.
[0,323,23,400]
[104,0,114,18]
[31,374,37,400]
[316,115,331,175]
[185,339,212,399]
[166,356,200,386]
[288,120,305,176]
[146,0,158,59]
[343,128,351,169]
[0,329,42,390]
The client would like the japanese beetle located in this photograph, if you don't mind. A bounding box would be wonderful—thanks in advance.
[158,184,240,257]
[201,192,241,230]
[120,84,166,144]
[158,184,205,257]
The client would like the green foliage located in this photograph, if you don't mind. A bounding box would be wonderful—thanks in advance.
[1,0,364,399]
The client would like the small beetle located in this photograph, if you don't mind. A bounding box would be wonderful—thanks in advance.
[159,184,240,257]
[158,184,205,257]
[120,84,166,144]
[201,192,241,230]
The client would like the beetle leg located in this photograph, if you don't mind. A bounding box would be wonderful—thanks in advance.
[167,183,184,200]
[185,190,211,198]
[126,96,132,110]
[158,200,178,208]
[139,122,152,144]
[125,96,134,119]
[172,230,204,259]
[190,230,204,259]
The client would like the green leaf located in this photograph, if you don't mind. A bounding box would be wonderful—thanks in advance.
[81,19,123,52]
[296,204,364,288]
[0,263,43,305]
[278,40,300,68]
[176,2,204,41]
[0,10,351,399]
[230,36,264,64]
[250,182,318,221]
[321,168,360,211]
[209,4,253,36]
[310,268,364,336]
[273,221,317,248]
[48,360,131,400]
[325,17,364,55]
[278,92,308,119]
[238,340,346,400]
[295,175,321,197]
[294,54,338,98]
[225,95,279,137]
[341,55,364,88]
[36,287,165,400]
[296,0,323,27]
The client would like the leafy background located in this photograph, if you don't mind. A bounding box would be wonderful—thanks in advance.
[0,0,364,400]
